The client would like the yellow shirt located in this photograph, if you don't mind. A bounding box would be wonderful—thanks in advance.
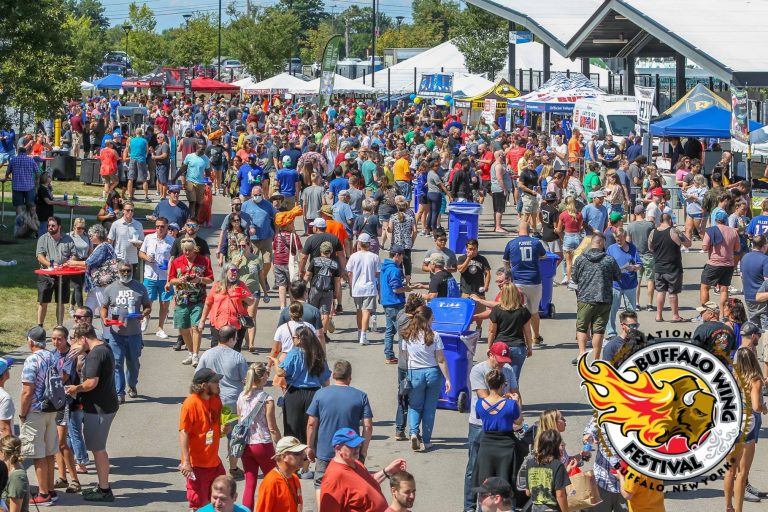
[393,158,412,182]
[623,475,665,512]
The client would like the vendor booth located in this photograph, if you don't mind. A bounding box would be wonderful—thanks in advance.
[92,74,125,90]
[453,79,521,126]
[122,67,164,89]
[508,72,604,114]
[242,73,309,95]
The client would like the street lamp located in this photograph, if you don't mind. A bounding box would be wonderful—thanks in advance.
[217,0,222,79]
[122,24,132,67]
[396,16,404,32]
[183,14,192,77]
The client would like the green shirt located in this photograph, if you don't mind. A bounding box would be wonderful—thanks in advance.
[404,131,415,144]
[425,139,435,151]
[3,468,29,512]
[583,172,601,194]
[361,160,379,192]
[354,108,365,126]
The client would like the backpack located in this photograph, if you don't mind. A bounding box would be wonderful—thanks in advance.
[446,276,461,298]
[39,353,67,412]
[230,392,269,459]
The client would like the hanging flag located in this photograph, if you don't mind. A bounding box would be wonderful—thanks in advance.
[634,85,656,132]
[731,87,749,144]
[319,35,343,107]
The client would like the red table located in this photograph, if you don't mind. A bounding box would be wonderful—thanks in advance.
[34,266,86,324]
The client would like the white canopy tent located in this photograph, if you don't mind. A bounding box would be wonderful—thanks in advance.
[291,74,375,95]
[509,72,605,113]
[351,40,608,94]
[80,80,95,90]
[231,76,256,90]
[452,73,494,98]
[241,73,309,95]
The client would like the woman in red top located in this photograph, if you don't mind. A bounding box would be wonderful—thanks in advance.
[198,263,255,352]
[99,139,119,198]
[558,196,584,286]
[272,222,302,308]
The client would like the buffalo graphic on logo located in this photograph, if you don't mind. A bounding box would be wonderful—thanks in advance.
[578,357,716,451]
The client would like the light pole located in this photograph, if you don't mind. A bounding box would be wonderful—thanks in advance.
[122,24,132,68]
[371,0,376,88]
[396,15,404,32]
[217,0,222,79]
[183,14,192,77]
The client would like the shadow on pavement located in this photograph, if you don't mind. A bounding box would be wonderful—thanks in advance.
[111,456,180,476]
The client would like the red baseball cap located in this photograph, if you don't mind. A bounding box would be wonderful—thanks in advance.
[651,187,664,197]
[489,342,512,363]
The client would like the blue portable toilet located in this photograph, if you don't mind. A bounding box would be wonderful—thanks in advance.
[538,252,561,318]
[448,202,482,255]
[429,298,479,412]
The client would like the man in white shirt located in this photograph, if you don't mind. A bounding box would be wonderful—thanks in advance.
[645,190,663,226]
[107,200,144,275]
[0,356,15,438]
[138,216,175,337]
[345,233,381,346]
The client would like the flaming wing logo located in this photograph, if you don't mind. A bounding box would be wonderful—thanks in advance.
[578,356,716,450]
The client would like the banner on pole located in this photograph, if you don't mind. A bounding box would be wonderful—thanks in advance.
[731,87,750,144]
[482,99,497,124]
[634,85,656,132]
[417,73,453,98]
[319,35,343,107]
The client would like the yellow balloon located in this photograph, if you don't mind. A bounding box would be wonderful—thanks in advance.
[413,96,422,104]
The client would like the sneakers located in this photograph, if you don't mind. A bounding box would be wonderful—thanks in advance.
[567,281,578,291]
[156,328,169,339]
[746,483,767,499]
[30,493,52,506]
[191,354,199,367]
[410,435,421,451]
[83,487,115,502]
[560,277,569,285]
[728,286,740,294]
[127,386,138,398]
[261,293,270,304]
[385,357,399,364]
[181,354,194,365]
[744,486,761,503]
[395,431,407,441]
[645,305,655,312]
[140,317,148,332]
[359,332,369,346]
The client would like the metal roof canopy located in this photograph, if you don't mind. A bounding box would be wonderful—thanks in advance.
[467,0,768,87]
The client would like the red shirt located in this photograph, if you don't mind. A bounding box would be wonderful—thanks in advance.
[155,115,169,134]
[204,282,252,329]
[506,146,526,173]
[272,231,302,266]
[319,460,389,512]
[479,151,494,181]
[559,210,584,233]
[70,115,83,133]
[99,148,118,176]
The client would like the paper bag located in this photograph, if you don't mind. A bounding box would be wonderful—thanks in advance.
[566,470,602,511]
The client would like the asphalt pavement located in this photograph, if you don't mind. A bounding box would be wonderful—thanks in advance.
[5,193,767,511]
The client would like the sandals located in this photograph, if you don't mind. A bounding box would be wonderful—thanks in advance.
[66,481,82,493]
[76,464,89,474]
[229,467,244,478]
[54,478,69,489]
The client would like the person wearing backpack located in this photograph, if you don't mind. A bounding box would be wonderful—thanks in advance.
[18,326,62,506]
[425,253,461,299]
[206,132,227,196]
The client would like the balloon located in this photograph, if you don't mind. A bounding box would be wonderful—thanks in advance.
[443,94,452,101]
[448,99,454,106]
[409,93,416,101]
[414,97,422,104]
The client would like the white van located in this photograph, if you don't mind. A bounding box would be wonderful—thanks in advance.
[572,95,656,143]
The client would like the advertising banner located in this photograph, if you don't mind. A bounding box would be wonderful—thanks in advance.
[319,35,343,107]
[731,87,749,144]
[635,85,656,132]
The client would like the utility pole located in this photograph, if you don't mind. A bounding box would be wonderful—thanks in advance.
[345,15,350,57]
[217,0,222,79]
[371,0,376,88]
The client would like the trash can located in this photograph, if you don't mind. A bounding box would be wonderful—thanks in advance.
[429,298,479,412]
[538,252,561,318]
[447,202,482,255]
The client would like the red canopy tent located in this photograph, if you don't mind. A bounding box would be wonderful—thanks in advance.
[166,77,240,93]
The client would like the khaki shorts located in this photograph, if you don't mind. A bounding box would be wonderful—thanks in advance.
[462,293,486,315]
[576,301,611,334]
[20,411,58,459]
[515,283,542,315]
[521,193,538,214]
[639,253,654,281]
[252,238,273,264]
[353,295,376,311]
[185,181,206,204]
[102,173,118,184]
[283,196,296,210]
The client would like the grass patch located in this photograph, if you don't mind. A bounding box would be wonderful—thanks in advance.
[0,233,41,353]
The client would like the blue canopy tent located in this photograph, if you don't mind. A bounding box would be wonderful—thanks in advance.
[650,105,762,138]
[92,74,125,89]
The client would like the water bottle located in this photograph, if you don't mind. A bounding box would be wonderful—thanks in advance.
[63,192,68,202]
[73,193,79,205]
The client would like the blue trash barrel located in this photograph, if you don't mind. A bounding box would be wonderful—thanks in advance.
[448,202,482,255]
[538,252,561,318]
[429,298,477,412]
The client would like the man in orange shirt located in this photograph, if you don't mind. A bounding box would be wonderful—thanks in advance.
[568,128,583,169]
[179,368,226,510]
[255,437,306,512]
[320,204,350,256]
[319,428,406,512]
[393,150,413,201]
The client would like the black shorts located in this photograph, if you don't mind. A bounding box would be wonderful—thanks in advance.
[419,194,429,205]
[654,272,683,294]
[700,264,734,288]
[37,275,70,304]
[492,192,506,214]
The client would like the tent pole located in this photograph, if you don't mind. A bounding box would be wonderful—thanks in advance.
[414,68,417,95]
[387,68,391,109]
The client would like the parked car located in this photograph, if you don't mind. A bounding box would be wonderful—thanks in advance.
[285,57,303,74]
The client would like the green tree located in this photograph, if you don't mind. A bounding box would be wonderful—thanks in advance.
[164,13,217,69]
[65,0,109,31]
[301,22,336,64]
[453,4,507,78]
[225,7,300,80]
[277,0,326,34]
[0,0,79,127]
[64,14,106,80]
[376,24,443,53]
[338,5,392,59]
[121,1,164,73]
[412,0,460,43]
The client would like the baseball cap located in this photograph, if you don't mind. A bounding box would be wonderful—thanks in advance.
[338,189,350,198]
[27,326,46,344]
[312,218,327,228]
[472,477,512,498]
[0,357,15,377]
[544,192,558,202]
[194,123,203,131]
[715,210,728,223]
[274,436,308,457]
[358,233,372,244]
[332,427,365,448]
[489,342,512,364]
[319,241,333,253]
[589,190,605,199]
[390,244,405,255]
[346,151,358,160]
[281,155,292,164]
[651,187,665,197]
[609,211,623,223]
[168,184,182,193]
[168,222,180,231]
[192,367,223,384]
[741,321,760,336]
[429,253,447,266]
[634,204,645,215]
[248,153,258,160]
[696,301,720,312]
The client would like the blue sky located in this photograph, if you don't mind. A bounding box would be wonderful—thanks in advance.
[105,0,419,30]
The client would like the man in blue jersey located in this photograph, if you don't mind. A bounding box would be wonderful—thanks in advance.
[582,190,609,235]
[746,199,768,238]
[502,222,547,346]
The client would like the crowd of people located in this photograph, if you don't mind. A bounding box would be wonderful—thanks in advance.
[0,90,767,512]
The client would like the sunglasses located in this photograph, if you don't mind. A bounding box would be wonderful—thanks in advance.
[73,314,92,320]
[156,225,167,229]
[186,223,198,228]
[623,323,640,330]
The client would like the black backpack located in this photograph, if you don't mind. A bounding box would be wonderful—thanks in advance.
[39,353,67,412]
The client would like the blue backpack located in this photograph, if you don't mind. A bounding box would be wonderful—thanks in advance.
[445,276,461,298]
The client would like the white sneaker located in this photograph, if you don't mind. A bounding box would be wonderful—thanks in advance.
[191,354,199,367]
[681,247,689,253]
[359,333,370,346]
[560,277,569,285]
[141,317,148,332]
[728,286,740,294]
[181,354,194,365]
[156,328,169,339]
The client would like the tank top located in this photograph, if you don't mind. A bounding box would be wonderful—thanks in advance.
[476,397,519,432]
[650,227,681,274]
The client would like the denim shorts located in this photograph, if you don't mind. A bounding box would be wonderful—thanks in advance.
[563,233,582,252]
[143,278,173,302]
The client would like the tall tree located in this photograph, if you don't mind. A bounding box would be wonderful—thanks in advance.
[412,0,460,43]
[122,1,163,73]
[301,22,336,64]
[0,0,79,127]
[338,5,392,59]
[453,4,507,79]
[277,0,326,34]
[65,0,109,31]
[64,14,107,80]
[225,7,300,80]
[164,13,217,69]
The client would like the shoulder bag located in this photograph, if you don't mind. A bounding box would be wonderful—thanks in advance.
[227,287,254,329]
[230,392,269,459]
[398,339,412,397]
